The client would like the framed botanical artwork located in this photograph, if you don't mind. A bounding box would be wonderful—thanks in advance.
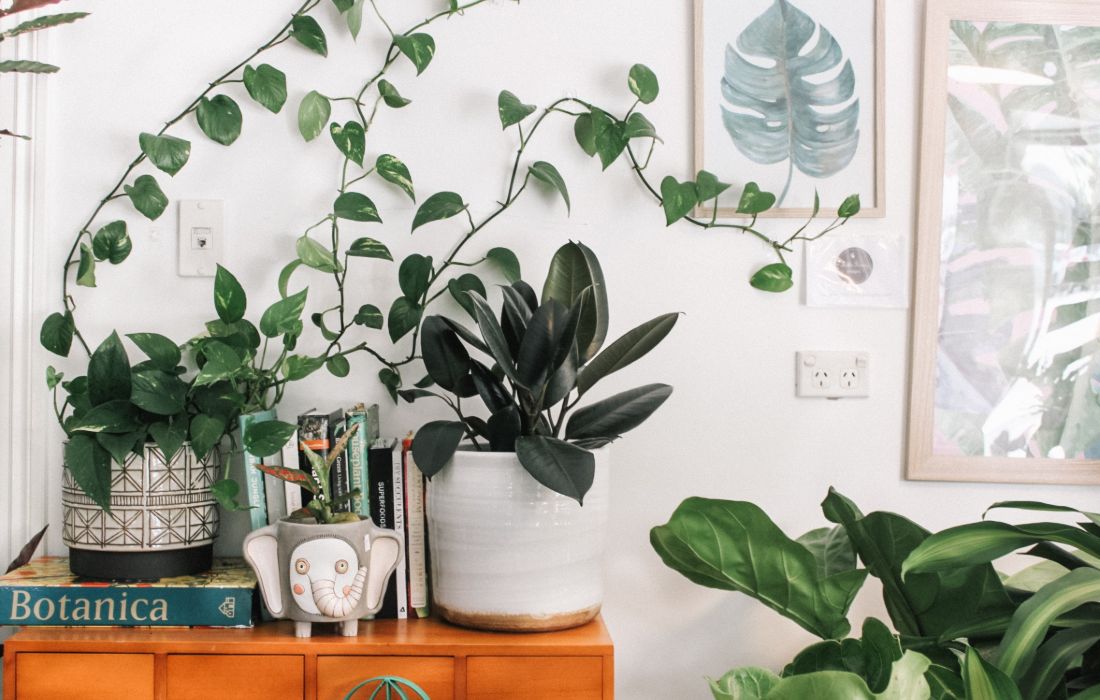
[693,0,885,218]
[908,0,1100,484]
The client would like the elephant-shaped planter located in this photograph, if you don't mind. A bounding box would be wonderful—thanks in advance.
[243,518,402,638]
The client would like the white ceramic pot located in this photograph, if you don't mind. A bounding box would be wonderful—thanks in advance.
[426,447,609,632]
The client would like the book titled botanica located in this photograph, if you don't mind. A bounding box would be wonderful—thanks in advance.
[0,557,257,627]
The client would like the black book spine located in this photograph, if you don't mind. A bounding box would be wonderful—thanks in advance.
[367,440,397,619]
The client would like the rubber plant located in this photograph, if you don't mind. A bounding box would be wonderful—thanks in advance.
[405,241,678,505]
[41,0,859,509]
[0,0,89,140]
[652,490,1100,699]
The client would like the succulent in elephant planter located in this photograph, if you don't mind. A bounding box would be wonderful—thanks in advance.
[243,423,402,637]
[403,242,678,631]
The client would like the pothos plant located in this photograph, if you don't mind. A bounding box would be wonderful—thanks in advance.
[41,0,858,508]
[407,241,677,505]
[0,0,89,140]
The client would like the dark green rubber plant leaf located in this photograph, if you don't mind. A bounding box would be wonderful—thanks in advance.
[541,241,607,363]
[574,312,679,396]
[515,435,595,505]
[410,420,466,477]
[721,0,860,204]
[651,496,867,640]
[565,383,672,443]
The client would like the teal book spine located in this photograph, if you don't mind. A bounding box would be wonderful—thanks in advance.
[347,405,380,518]
[239,409,276,531]
[0,584,255,628]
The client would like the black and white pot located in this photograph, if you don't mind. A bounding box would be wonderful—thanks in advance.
[62,442,219,579]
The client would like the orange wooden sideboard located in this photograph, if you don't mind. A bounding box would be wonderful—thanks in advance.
[2,616,613,700]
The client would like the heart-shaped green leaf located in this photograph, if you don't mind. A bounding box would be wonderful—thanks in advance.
[574,113,597,157]
[486,247,521,283]
[126,332,181,373]
[260,288,309,338]
[290,15,327,56]
[838,194,862,218]
[378,79,410,108]
[623,112,658,140]
[353,304,383,329]
[91,221,132,265]
[326,355,351,378]
[88,331,131,405]
[660,176,698,226]
[387,297,422,343]
[591,109,627,170]
[498,90,536,129]
[243,420,297,458]
[528,161,570,213]
[40,312,74,357]
[298,91,330,142]
[393,32,435,75]
[412,192,466,232]
[138,133,190,176]
[124,174,168,220]
[376,154,414,201]
[296,236,342,273]
[65,434,111,510]
[399,254,433,300]
[282,354,325,381]
[737,182,777,215]
[334,191,381,223]
[695,170,732,202]
[447,273,486,319]
[243,63,287,113]
[189,414,225,461]
[196,95,242,146]
[132,369,187,415]
[213,265,246,323]
[330,121,365,166]
[149,420,188,462]
[347,237,392,260]
[750,263,794,293]
[628,63,659,104]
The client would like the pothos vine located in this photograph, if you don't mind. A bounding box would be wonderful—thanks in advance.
[41,0,857,510]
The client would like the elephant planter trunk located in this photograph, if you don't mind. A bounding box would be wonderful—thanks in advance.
[243,518,401,637]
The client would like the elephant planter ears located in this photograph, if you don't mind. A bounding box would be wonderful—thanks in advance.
[243,518,401,638]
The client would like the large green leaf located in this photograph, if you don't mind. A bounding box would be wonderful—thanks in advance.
[628,63,660,104]
[66,400,141,434]
[467,291,521,386]
[796,526,856,578]
[515,435,595,505]
[721,0,859,204]
[398,254,432,300]
[139,133,190,176]
[498,90,536,129]
[131,369,187,416]
[40,312,74,357]
[410,420,466,477]
[65,434,112,510]
[985,501,1100,528]
[298,91,330,142]
[902,522,1100,576]
[393,33,435,74]
[515,299,569,390]
[242,420,296,458]
[88,331,131,405]
[528,161,570,213]
[387,297,422,343]
[412,192,466,231]
[213,265,247,323]
[565,383,672,442]
[196,95,242,146]
[541,241,608,363]
[188,414,225,461]
[259,289,308,338]
[329,121,365,166]
[126,333,180,373]
[709,667,781,700]
[822,489,1015,639]
[652,497,867,640]
[149,420,187,462]
[124,174,168,220]
[782,618,902,694]
[962,648,1021,700]
[1019,624,1100,700]
[290,15,327,56]
[712,651,931,700]
[420,316,470,392]
[376,154,415,201]
[576,313,678,395]
[242,63,287,113]
[91,221,132,265]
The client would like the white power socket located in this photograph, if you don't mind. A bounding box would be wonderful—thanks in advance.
[796,351,870,399]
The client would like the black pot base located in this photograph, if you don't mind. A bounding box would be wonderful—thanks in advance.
[68,545,213,581]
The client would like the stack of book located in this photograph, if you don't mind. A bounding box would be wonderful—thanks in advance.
[0,557,257,628]
[239,405,429,620]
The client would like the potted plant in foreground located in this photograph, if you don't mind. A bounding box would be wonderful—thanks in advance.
[46,265,309,579]
[243,424,402,638]
[403,241,678,632]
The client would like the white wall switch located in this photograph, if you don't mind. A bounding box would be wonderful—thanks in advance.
[178,200,224,277]
[796,351,870,399]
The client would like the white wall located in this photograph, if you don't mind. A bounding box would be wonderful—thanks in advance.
[11,0,1100,697]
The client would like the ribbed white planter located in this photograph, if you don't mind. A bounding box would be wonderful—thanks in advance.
[426,447,609,632]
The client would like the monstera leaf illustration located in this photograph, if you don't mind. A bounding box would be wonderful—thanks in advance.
[721,0,860,205]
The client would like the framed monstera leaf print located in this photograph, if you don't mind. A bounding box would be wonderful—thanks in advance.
[909,0,1100,484]
[693,0,885,218]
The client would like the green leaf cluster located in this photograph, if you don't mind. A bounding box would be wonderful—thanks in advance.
[407,242,678,504]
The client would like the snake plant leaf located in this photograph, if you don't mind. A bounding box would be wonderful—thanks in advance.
[962,648,1021,700]
[721,0,860,204]
[652,497,866,640]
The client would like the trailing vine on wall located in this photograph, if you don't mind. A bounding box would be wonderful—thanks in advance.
[39,0,857,510]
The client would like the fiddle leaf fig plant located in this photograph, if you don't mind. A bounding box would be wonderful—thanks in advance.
[407,241,678,505]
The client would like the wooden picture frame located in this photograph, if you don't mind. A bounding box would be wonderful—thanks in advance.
[908,0,1100,485]
[693,0,886,219]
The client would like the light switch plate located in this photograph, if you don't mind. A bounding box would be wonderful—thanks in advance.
[796,351,870,399]
[178,200,224,277]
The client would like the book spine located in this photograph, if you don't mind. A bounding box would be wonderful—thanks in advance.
[0,586,254,627]
[239,409,276,531]
[367,441,397,619]
[280,436,302,515]
[403,439,429,618]
[391,441,407,619]
[297,412,331,507]
[346,411,367,516]
[330,416,351,512]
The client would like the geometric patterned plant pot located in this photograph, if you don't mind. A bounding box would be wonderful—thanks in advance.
[63,442,219,580]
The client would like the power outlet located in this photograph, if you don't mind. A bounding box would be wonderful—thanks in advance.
[796,351,870,399]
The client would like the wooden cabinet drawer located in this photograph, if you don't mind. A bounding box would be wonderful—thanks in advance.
[318,656,454,700]
[15,652,154,700]
[467,656,604,700]
[166,654,303,700]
